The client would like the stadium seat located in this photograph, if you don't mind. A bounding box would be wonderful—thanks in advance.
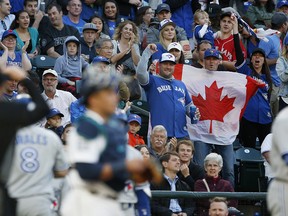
[234,147,264,192]
[31,55,56,77]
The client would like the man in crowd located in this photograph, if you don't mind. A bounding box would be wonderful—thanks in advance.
[63,0,86,35]
[40,3,80,58]
[0,0,14,38]
[80,23,98,63]
[24,0,51,31]
[41,69,76,126]
[176,140,205,190]
[136,44,198,140]
[146,3,187,44]
[150,152,194,216]
[209,197,229,216]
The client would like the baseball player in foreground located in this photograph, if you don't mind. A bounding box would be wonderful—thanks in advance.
[267,107,288,216]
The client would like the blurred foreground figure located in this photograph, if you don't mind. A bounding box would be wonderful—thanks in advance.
[268,107,288,216]
[61,69,161,216]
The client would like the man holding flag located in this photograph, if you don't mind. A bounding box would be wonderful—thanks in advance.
[172,48,265,186]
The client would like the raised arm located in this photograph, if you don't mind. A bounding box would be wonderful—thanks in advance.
[136,44,158,85]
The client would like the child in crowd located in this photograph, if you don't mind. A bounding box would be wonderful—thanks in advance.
[45,108,64,138]
[193,9,215,47]
[128,114,145,147]
[53,36,89,97]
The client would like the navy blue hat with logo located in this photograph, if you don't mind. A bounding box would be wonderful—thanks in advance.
[277,0,288,8]
[251,48,266,58]
[92,56,110,64]
[156,3,171,14]
[46,108,64,119]
[204,49,222,59]
[128,114,142,125]
[2,29,17,41]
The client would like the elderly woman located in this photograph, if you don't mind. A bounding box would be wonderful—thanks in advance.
[194,153,237,216]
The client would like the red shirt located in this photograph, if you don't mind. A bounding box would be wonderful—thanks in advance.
[128,131,145,147]
[214,34,247,62]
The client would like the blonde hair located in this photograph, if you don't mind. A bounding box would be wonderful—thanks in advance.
[159,24,177,50]
[193,9,209,26]
[113,20,139,43]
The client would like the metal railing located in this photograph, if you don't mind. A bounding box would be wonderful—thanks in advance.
[151,191,267,200]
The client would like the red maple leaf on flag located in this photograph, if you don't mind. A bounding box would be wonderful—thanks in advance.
[192,81,236,134]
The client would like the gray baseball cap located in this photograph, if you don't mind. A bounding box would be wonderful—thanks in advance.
[83,23,98,32]
[271,12,288,26]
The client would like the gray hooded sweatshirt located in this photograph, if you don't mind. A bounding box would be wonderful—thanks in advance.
[54,36,89,84]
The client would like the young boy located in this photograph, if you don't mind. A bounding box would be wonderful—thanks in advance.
[45,108,64,138]
[128,114,145,147]
[53,36,89,97]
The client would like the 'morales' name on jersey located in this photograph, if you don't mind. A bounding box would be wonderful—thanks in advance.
[157,85,185,94]
[16,134,47,146]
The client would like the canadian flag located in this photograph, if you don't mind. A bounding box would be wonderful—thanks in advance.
[173,64,265,145]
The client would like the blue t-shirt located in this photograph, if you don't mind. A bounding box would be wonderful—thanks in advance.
[107,20,116,38]
[236,61,272,124]
[194,25,214,47]
[0,51,26,67]
[258,34,281,86]
[62,15,86,36]
[142,74,192,138]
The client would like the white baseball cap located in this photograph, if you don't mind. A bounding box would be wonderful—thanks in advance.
[159,53,176,64]
[42,69,58,77]
[167,42,182,52]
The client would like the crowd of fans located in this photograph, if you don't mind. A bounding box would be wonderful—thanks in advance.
[1,0,288,215]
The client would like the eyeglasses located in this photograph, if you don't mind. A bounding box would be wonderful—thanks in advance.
[1,20,7,30]
[43,78,57,82]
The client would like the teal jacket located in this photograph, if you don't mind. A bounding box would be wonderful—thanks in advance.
[14,27,39,53]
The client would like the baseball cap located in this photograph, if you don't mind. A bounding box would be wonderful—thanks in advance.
[81,68,120,100]
[42,69,58,77]
[251,48,266,58]
[167,42,182,52]
[271,12,288,26]
[128,114,142,125]
[149,17,160,26]
[83,23,98,32]
[159,53,176,64]
[277,0,288,8]
[159,19,176,31]
[156,3,170,14]
[2,29,17,41]
[13,93,32,104]
[46,108,64,119]
[207,3,222,18]
[204,49,222,59]
[92,56,110,64]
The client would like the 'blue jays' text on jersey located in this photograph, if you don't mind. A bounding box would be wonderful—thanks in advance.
[142,74,192,138]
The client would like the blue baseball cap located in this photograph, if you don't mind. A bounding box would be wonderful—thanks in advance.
[2,29,17,41]
[46,108,64,119]
[92,56,110,64]
[277,0,288,8]
[204,49,222,59]
[128,114,142,125]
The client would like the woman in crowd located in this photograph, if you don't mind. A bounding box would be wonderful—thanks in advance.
[135,6,154,50]
[102,0,122,38]
[10,10,39,59]
[151,19,177,61]
[111,20,140,100]
[0,30,32,72]
[246,0,275,29]
[276,34,288,111]
[168,42,185,64]
[194,153,237,216]
[89,14,110,40]
[233,14,273,148]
